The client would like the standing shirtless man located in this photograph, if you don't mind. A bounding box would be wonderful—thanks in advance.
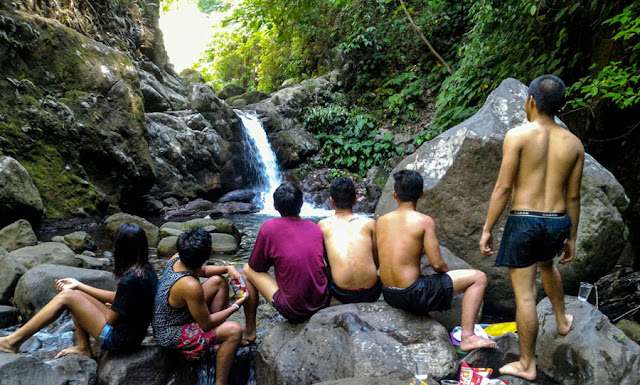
[480,75,584,381]
[319,177,381,304]
[378,169,497,352]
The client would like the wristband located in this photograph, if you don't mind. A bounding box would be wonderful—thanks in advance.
[232,303,240,310]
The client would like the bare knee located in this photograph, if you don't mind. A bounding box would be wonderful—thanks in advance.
[219,321,243,342]
[208,275,227,287]
[473,270,487,288]
[55,290,80,305]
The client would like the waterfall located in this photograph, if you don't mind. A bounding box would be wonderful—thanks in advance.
[235,110,332,217]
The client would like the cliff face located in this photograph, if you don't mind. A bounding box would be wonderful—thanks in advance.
[0,0,245,224]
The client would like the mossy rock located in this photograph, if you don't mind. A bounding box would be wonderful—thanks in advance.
[210,218,241,242]
[210,233,238,255]
[160,227,183,238]
[157,236,178,258]
[183,218,217,231]
[0,11,155,220]
[104,213,159,247]
[617,319,640,343]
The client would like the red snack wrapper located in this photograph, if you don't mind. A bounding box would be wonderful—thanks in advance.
[459,362,493,385]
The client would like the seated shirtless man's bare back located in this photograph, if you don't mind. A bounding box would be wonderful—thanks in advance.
[377,170,497,352]
[480,75,584,381]
[319,177,380,304]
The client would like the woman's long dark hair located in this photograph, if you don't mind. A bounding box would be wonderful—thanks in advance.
[112,223,150,278]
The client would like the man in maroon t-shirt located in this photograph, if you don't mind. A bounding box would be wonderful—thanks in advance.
[242,182,329,344]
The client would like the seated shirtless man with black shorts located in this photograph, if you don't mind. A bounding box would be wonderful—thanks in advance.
[318,177,380,304]
[377,169,497,352]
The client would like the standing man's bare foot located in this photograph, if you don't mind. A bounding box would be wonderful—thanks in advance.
[558,314,574,336]
[499,360,537,381]
[54,345,92,359]
[459,335,498,352]
[0,336,19,353]
[242,328,256,346]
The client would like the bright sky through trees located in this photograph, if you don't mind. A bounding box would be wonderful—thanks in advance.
[159,1,224,71]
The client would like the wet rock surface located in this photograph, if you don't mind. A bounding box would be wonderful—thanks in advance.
[0,352,95,385]
[375,78,630,314]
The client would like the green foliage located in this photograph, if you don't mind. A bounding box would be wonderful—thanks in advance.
[568,5,640,111]
[305,105,402,175]
[430,0,630,134]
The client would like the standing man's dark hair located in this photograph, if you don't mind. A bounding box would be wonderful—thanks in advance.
[528,75,566,117]
[273,182,303,217]
[330,177,356,210]
[393,170,423,203]
[177,228,212,270]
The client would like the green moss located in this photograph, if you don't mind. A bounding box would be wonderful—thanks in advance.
[20,145,105,219]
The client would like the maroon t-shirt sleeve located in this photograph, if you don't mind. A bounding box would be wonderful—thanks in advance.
[249,225,272,272]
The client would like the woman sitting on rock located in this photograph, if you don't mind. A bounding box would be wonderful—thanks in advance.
[0,223,158,358]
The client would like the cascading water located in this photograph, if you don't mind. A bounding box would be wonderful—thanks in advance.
[235,110,333,217]
[235,110,281,215]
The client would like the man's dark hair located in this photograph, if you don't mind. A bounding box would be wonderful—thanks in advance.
[330,177,356,210]
[274,182,303,217]
[528,75,566,117]
[177,228,212,270]
[393,169,423,203]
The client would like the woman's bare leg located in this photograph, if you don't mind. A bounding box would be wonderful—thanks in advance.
[0,290,107,354]
[55,291,110,358]
[202,275,230,313]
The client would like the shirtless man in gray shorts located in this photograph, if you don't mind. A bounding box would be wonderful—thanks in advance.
[319,177,380,304]
[480,75,584,381]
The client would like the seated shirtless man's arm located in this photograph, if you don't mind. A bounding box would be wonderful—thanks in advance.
[423,216,448,273]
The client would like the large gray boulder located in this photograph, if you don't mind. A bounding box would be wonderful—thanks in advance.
[8,242,82,270]
[375,78,629,313]
[145,111,243,200]
[104,213,159,247]
[0,156,44,230]
[97,346,195,385]
[13,264,117,320]
[0,219,38,252]
[255,302,457,384]
[0,352,95,385]
[535,297,640,385]
[210,233,239,255]
[0,247,27,304]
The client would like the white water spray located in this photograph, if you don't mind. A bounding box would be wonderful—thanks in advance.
[235,110,333,217]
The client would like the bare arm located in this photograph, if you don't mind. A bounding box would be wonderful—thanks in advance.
[424,217,448,273]
[200,265,241,279]
[56,279,116,303]
[480,132,521,255]
[181,279,246,332]
[369,219,379,269]
[559,146,584,263]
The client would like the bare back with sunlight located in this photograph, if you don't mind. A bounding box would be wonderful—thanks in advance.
[319,214,378,289]
[377,208,442,288]
[507,121,584,213]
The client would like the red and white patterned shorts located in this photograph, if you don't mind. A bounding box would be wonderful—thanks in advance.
[175,322,217,361]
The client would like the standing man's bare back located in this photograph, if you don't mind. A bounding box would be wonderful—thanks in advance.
[319,177,381,304]
[481,75,585,381]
